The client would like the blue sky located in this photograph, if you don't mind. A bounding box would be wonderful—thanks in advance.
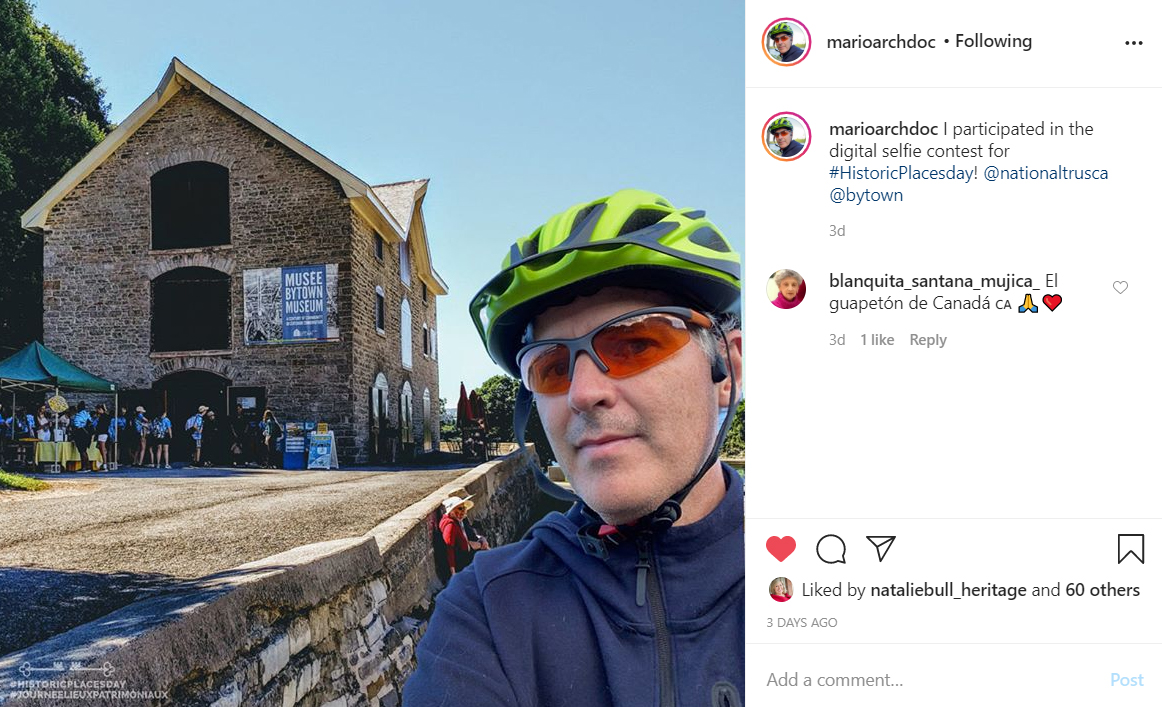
[33,0,743,404]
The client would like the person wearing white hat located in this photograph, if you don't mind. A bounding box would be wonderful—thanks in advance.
[439,495,490,575]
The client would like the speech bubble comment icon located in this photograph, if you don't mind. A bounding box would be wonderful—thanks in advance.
[816,534,847,564]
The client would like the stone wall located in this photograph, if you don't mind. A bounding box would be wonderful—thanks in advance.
[39,82,440,463]
[347,209,440,463]
[0,447,540,707]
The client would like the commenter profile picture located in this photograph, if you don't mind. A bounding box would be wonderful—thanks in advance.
[763,113,810,161]
[768,269,805,309]
[763,18,811,65]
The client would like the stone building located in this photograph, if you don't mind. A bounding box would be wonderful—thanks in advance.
[22,59,446,464]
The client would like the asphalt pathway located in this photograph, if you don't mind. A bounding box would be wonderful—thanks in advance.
[0,464,470,656]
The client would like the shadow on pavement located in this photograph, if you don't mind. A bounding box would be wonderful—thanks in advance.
[0,566,177,657]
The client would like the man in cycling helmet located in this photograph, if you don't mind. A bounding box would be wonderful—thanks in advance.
[405,189,744,706]
[769,22,803,62]
[768,116,803,158]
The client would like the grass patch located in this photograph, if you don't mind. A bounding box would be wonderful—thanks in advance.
[0,470,50,491]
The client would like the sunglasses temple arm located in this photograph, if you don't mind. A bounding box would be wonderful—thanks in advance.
[514,384,583,504]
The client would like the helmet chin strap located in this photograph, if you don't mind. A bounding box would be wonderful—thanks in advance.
[513,323,739,553]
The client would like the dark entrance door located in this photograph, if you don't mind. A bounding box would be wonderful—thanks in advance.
[154,371,229,463]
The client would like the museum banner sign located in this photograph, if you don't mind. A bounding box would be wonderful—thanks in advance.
[243,263,339,344]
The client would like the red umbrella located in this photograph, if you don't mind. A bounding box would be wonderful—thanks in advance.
[456,382,471,429]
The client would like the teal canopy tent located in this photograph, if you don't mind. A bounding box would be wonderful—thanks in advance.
[0,341,116,393]
[0,342,118,469]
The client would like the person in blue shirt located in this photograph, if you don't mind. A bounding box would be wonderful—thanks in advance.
[769,22,804,63]
[134,406,150,466]
[93,404,112,471]
[154,411,173,469]
[191,405,207,467]
[115,406,133,466]
[71,401,93,471]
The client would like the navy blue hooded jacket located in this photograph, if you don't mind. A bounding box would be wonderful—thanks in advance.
[779,138,804,158]
[779,44,804,62]
[405,466,744,707]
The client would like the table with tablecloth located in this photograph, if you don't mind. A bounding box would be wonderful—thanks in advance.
[34,441,104,470]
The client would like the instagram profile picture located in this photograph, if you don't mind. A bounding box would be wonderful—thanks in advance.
[770,577,794,602]
[764,19,811,66]
[768,269,805,309]
[763,113,810,161]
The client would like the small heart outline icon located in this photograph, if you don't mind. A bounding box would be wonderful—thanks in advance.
[1042,294,1062,311]
[1113,281,1129,294]
[766,536,796,562]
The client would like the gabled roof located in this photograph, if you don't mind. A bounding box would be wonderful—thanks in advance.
[372,179,448,295]
[373,179,428,235]
[22,58,446,295]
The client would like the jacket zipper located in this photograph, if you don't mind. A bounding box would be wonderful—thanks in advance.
[636,534,676,707]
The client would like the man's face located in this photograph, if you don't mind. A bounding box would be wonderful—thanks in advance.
[531,288,734,525]
[773,127,793,150]
[773,33,792,55]
[779,277,800,301]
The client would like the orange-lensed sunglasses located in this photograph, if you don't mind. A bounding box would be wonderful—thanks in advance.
[516,306,714,395]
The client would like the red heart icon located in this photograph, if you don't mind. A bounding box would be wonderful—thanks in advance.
[766,536,796,562]
[1042,294,1062,311]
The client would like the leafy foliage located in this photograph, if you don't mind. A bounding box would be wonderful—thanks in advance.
[0,0,111,353]
[721,398,745,457]
[0,469,50,491]
[476,374,554,467]
[438,396,459,441]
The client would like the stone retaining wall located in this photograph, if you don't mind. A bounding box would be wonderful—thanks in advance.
[0,446,539,707]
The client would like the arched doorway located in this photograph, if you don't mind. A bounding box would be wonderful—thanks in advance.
[154,370,230,463]
[399,381,414,458]
[368,373,392,464]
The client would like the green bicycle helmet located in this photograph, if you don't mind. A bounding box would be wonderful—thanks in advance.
[768,117,794,135]
[470,188,741,379]
[769,22,794,40]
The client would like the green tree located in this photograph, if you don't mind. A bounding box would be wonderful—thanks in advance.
[721,398,745,457]
[438,396,459,442]
[476,374,554,467]
[0,0,111,353]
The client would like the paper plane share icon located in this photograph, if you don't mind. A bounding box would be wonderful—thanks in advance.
[866,536,896,562]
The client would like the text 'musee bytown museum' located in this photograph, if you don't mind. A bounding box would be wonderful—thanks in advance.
[21,59,446,465]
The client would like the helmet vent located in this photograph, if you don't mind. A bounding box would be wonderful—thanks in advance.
[520,232,541,259]
[570,205,599,238]
[617,208,668,238]
[682,210,705,220]
[688,226,731,253]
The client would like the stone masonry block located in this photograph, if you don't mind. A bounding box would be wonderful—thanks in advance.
[260,634,291,686]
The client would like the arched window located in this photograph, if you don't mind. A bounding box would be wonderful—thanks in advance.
[368,372,389,460]
[422,323,429,357]
[399,381,413,444]
[401,298,413,369]
[399,240,411,287]
[422,388,432,451]
[151,267,231,352]
[151,162,230,249]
